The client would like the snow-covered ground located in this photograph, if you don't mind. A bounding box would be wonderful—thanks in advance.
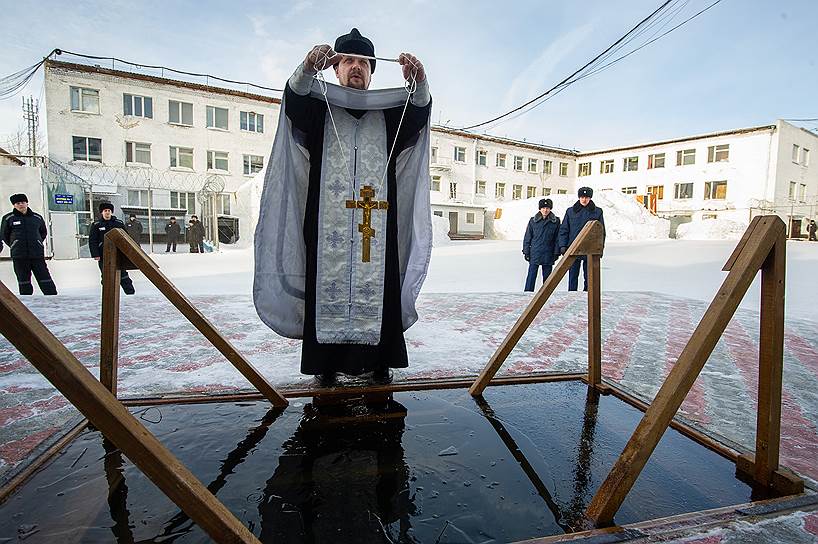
[4,238,815,321]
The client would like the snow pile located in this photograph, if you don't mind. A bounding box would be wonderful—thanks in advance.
[484,190,670,241]
[676,218,748,240]
[432,214,453,246]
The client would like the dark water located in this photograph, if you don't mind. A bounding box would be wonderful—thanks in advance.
[0,381,753,543]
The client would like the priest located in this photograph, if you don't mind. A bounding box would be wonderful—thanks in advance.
[254,28,433,385]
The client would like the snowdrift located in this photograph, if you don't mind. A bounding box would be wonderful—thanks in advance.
[676,218,748,240]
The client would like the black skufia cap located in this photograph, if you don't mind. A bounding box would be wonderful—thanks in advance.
[334,28,376,73]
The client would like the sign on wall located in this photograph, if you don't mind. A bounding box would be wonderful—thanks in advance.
[54,193,74,205]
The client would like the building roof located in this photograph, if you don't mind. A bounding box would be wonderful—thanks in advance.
[431,126,578,156]
[577,124,777,157]
[45,60,281,105]
[0,146,25,165]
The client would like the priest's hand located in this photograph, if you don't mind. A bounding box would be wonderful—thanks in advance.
[304,44,339,74]
[399,53,426,83]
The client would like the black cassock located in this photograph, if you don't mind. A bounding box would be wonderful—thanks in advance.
[283,82,432,376]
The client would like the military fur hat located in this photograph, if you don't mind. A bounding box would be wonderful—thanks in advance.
[578,187,593,198]
[10,193,28,204]
[538,198,553,209]
[99,202,114,212]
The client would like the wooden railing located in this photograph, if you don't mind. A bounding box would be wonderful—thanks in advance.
[99,228,287,407]
[469,220,605,395]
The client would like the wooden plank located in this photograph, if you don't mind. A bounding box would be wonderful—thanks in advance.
[0,280,259,544]
[755,236,786,486]
[568,221,605,256]
[585,216,784,527]
[736,454,804,496]
[100,236,121,395]
[587,254,602,386]
[107,229,288,408]
[723,215,762,271]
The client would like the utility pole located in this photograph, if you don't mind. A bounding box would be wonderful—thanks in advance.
[22,96,39,163]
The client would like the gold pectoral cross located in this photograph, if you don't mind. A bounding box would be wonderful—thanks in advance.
[345,185,388,263]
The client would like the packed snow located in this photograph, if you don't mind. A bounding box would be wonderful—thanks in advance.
[676,217,750,240]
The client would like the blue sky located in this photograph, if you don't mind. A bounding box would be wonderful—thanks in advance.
[1,0,816,152]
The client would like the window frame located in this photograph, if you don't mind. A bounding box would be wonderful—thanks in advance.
[242,154,264,175]
[600,159,614,174]
[646,185,664,199]
[125,141,151,166]
[476,149,488,167]
[578,162,591,176]
[704,180,728,200]
[676,148,696,166]
[559,162,568,176]
[206,105,229,130]
[674,182,694,199]
[543,160,552,175]
[239,111,264,133]
[623,156,639,172]
[449,181,458,199]
[647,153,665,169]
[169,100,194,126]
[527,158,538,173]
[496,153,507,168]
[475,180,486,195]
[513,155,524,171]
[70,86,100,114]
[123,93,153,118]
[621,186,637,195]
[707,144,729,163]
[206,150,229,172]
[495,182,506,199]
[454,146,466,163]
[72,135,102,163]
[526,186,537,198]
[431,175,441,191]
[169,146,194,170]
[512,184,522,200]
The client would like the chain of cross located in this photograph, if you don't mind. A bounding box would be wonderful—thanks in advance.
[345,185,388,263]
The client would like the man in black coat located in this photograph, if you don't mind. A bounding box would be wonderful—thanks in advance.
[558,187,605,291]
[522,198,561,292]
[124,214,143,242]
[809,220,817,242]
[2,193,57,295]
[89,202,135,294]
[165,217,181,252]
[188,215,205,253]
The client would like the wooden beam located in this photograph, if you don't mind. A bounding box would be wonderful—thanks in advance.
[100,236,121,395]
[585,216,786,527]
[470,220,604,396]
[723,216,762,272]
[106,229,287,408]
[0,280,260,544]
[587,254,602,386]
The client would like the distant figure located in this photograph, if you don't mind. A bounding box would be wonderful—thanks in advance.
[165,217,181,252]
[558,187,605,292]
[89,202,134,295]
[522,198,561,292]
[188,215,205,253]
[809,220,817,242]
[124,214,143,242]
[1,193,57,295]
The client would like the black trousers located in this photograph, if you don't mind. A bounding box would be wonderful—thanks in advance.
[166,237,178,252]
[568,255,588,291]
[97,259,134,292]
[13,258,57,295]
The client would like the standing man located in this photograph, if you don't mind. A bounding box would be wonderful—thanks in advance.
[89,202,134,294]
[809,219,817,242]
[2,193,57,295]
[165,216,180,253]
[124,213,143,242]
[253,28,433,385]
[558,187,605,292]
[523,198,561,292]
[188,215,205,253]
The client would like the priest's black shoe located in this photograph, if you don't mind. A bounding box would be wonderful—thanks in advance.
[371,368,393,385]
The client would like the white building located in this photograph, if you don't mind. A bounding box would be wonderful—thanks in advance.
[576,121,817,236]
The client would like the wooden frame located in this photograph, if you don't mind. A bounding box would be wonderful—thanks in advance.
[469,220,605,396]
[0,279,261,543]
[585,216,802,527]
[99,228,287,407]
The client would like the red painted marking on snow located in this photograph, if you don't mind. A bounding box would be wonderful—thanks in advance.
[784,332,818,382]
[723,319,818,481]
[0,405,33,427]
[803,511,818,536]
[682,536,723,544]
[168,359,219,373]
[0,359,28,374]
[0,427,60,465]
[0,385,32,394]
[602,299,649,383]
[664,299,710,423]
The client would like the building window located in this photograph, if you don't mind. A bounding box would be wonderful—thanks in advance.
[542,187,551,196]
[512,155,523,171]
[495,182,506,199]
[528,158,538,173]
[466,212,475,224]
[70,87,99,114]
[449,182,458,199]
[169,100,193,126]
[801,148,810,166]
[123,94,152,118]
[453,146,466,163]
[170,146,194,169]
[127,189,150,207]
[243,154,264,175]
[788,181,797,199]
[600,159,614,174]
[621,186,637,195]
[702,213,718,220]
[496,153,507,168]
[431,147,438,163]
[799,183,807,202]
[207,150,229,172]
[206,106,229,130]
[240,111,264,133]
[512,184,523,199]
[526,186,537,198]
[674,182,694,199]
[707,144,729,163]
[647,185,664,199]
[578,162,591,176]
[556,189,568,195]
[792,144,800,163]
[543,160,552,174]
[476,150,487,166]
[430,176,441,191]
[72,136,102,162]
[433,210,443,217]
[218,194,231,215]
[704,180,727,200]
[170,191,196,212]
[559,162,568,176]
[125,141,151,165]
[676,148,696,166]
[623,156,639,171]
[475,180,486,195]
[648,153,665,169]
